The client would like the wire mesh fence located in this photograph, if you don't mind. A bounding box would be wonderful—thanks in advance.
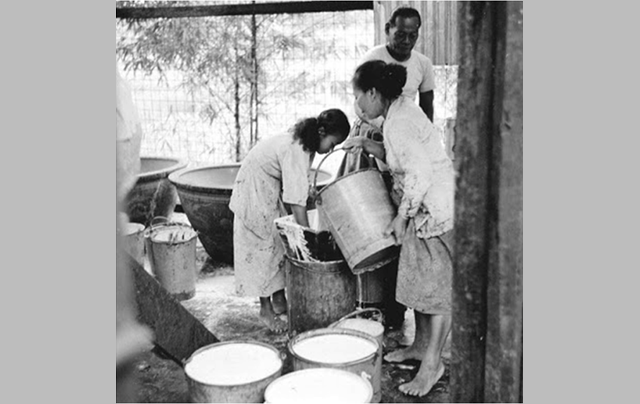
[116,5,457,169]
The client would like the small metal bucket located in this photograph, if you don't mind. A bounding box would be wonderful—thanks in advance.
[144,217,198,301]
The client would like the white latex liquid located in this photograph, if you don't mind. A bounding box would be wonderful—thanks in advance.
[265,368,371,404]
[338,319,383,338]
[150,227,196,243]
[184,343,281,386]
[292,334,377,364]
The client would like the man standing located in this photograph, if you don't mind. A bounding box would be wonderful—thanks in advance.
[342,6,435,331]
[360,6,435,121]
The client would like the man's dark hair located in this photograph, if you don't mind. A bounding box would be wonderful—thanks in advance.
[387,6,422,28]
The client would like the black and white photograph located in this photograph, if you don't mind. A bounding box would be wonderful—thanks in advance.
[116,1,523,402]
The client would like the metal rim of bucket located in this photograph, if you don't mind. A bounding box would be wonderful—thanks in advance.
[329,308,385,346]
[287,327,380,368]
[286,255,345,271]
[184,340,284,388]
[316,168,382,201]
[350,244,399,274]
[145,221,198,245]
[264,367,373,403]
[329,308,384,329]
[312,149,378,197]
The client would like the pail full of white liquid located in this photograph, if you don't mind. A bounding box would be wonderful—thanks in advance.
[184,341,283,403]
[264,368,373,404]
[288,327,382,403]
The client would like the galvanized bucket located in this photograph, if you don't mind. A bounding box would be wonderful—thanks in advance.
[288,327,382,403]
[144,217,198,301]
[264,368,373,404]
[184,340,284,403]
[314,150,399,275]
[285,255,356,337]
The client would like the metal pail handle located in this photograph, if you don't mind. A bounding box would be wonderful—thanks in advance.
[312,149,373,203]
[328,307,384,328]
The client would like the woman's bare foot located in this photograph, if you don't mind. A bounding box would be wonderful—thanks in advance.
[259,312,288,334]
[272,298,287,315]
[272,291,288,315]
[384,346,423,363]
[398,362,445,397]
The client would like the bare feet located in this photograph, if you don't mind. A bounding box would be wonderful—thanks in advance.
[272,291,288,315]
[272,298,287,315]
[259,312,288,334]
[398,362,445,397]
[384,346,423,363]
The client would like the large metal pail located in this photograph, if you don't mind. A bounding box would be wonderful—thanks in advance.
[314,151,399,275]
[288,327,382,403]
[184,340,283,403]
[285,255,356,337]
[264,368,373,404]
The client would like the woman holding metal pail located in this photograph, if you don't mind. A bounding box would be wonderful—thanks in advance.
[342,60,454,398]
[336,108,407,332]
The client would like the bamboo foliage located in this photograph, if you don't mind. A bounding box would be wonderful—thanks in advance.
[116,1,370,163]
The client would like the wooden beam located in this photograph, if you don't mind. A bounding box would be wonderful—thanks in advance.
[116,1,373,19]
[129,254,219,364]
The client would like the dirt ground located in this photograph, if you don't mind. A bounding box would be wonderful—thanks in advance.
[131,214,451,403]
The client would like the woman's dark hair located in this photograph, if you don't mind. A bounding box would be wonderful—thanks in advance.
[291,108,350,152]
[352,60,407,101]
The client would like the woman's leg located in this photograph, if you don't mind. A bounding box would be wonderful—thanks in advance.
[384,308,430,363]
[259,296,287,333]
[398,312,451,397]
[271,289,287,315]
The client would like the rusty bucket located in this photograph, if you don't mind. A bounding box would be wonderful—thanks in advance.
[314,150,399,275]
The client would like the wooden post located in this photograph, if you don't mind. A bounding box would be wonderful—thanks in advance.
[484,2,523,401]
[451,1,523,402]
[130,256,219,364]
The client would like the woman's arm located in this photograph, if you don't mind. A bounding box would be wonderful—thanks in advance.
[289,204,309,228]
[342,137,386,161]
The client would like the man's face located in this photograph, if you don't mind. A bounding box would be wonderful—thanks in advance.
[386,16,420,59]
